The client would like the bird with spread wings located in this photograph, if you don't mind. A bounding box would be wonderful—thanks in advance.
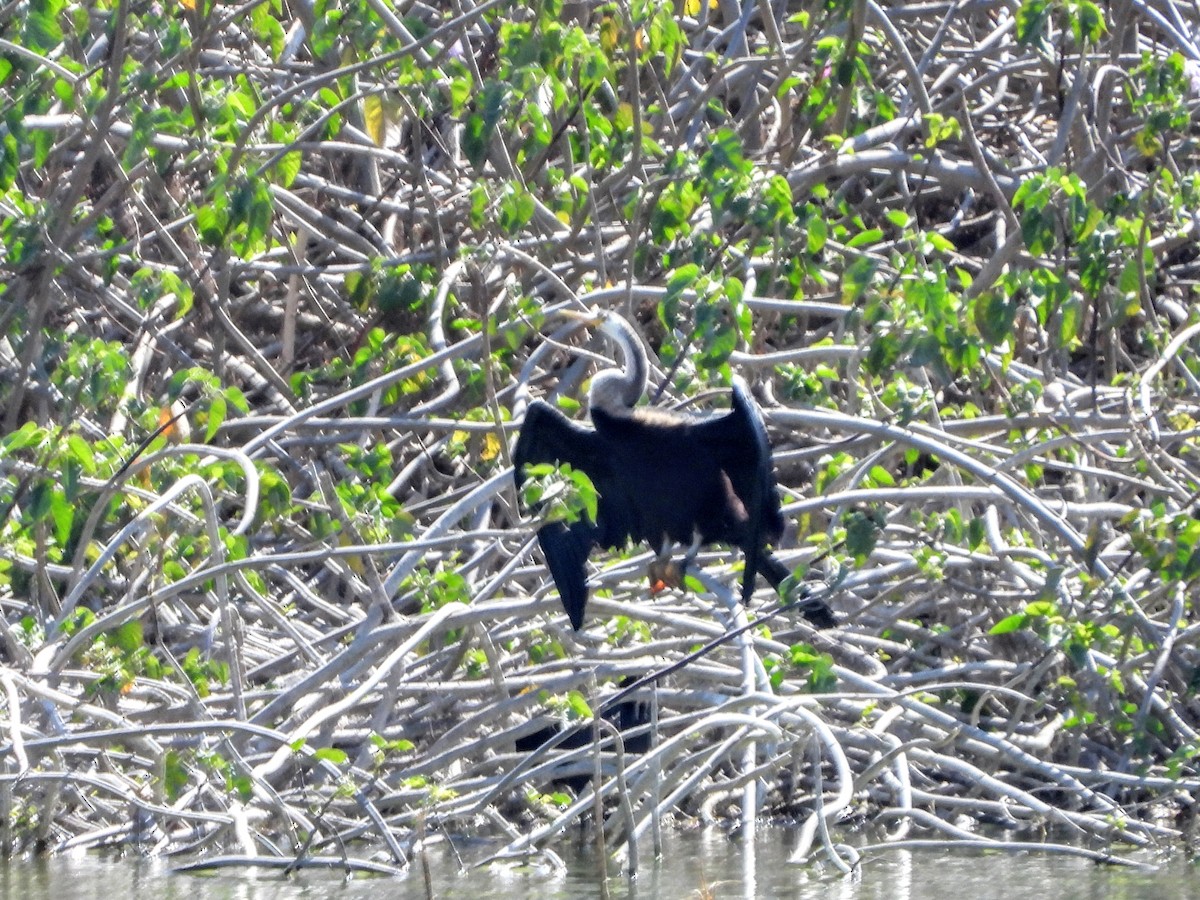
[513,309,837,632]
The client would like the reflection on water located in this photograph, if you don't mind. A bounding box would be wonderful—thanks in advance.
[1,827,1194,900]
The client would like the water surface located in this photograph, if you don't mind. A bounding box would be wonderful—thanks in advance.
[2,827,1195,899]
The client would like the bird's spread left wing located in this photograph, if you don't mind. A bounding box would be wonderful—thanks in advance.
[693,378,782,603]
[513,400,611,628]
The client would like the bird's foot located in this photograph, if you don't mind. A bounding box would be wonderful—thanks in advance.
[648,538,688,594]
[647,556,684,594]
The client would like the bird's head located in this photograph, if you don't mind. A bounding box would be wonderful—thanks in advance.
[560,307,647,412]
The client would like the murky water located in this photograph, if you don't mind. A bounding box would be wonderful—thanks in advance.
[2,827,1196,899]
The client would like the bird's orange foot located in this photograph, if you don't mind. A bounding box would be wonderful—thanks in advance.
[647,557,686,594]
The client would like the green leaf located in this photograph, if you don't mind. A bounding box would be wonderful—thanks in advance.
[967,516,986,549]
[164,750,189,801]
[274,150,302,188]
[867,465,895,487]
[1015,0,1051,45]
[469,182,489,229]
[1072,0,1106,43]
[974,292,1017,345]
[23,0,63,52]
[66,434,96,473]
[205,396,227,443]
[111,619,144,654]
[465,82,506,170]
[3,421,44,452]
[449,72,471,115]
[225,386,250,414]
[498,184,535,234]
[566,690,593,719]
[195,205,228,246]
[846,228,883,248]
[841,256,877,305]
[314,747,349,765]
[845,508,881,563]
[569,468,599,524]
[1057,296,1081,347]
[0,131,17,191]
[989,613,1028,635]
[1025,600,1058,617]
[807,217,827,254]
[667,263,700,298]
[49,491,73,547]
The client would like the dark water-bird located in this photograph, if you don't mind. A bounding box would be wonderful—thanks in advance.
[513,309,836,631]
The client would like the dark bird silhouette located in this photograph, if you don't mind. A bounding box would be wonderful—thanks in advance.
[513,309,836,631]
[514,679,654,793]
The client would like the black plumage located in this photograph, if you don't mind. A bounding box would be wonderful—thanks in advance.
[513,310,836,631]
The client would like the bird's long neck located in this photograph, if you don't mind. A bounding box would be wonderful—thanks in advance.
[589,314,648,414]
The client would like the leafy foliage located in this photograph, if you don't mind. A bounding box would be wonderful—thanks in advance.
[0,0,1198,868]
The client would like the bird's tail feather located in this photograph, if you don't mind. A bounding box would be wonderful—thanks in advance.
[757,553,837,629]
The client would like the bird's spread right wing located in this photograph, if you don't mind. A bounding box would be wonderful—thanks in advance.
[513,400,610,628]
[513,401,600,489]
[535,520,595,629]
[692,378,781,603]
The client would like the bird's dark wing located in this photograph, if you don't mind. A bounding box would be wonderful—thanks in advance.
[513,400,604,491]
[536,520,595,629]
[693,378,783,604]
[513,400,611,629]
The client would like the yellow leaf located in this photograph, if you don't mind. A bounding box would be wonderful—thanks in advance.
[338,532,365,576]
[614,102,634,131]
[364,94,385,147]
[481,432,501,462]
[179,0,195,9]
[599,15,619,53]
[684,0,700,13]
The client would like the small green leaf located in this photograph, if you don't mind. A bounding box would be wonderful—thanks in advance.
[846,228,884,248]
[967,516,986,549]
[23,0,63,52]
[66,434,96,473]
[225,386,250,414]
[49,491,73,546]
[974,292,1017,345]
[566,690,593,719]
[845,508,882,563]
[3,421,44,452]
[111,619,144,654]
[195,205,227,246]
[314,747,348,765]
[1025,600,1058,617]
[868,465,895,487]
[1016,0,1051,45]
[807,217,827,254]
[206,396,227,443]
[164,750,189,801]
[1072,0,1106,43]
[463,112,491,169]
[989,613,1028,635]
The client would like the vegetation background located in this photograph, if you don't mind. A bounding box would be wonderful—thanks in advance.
[1,0,1199,877]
